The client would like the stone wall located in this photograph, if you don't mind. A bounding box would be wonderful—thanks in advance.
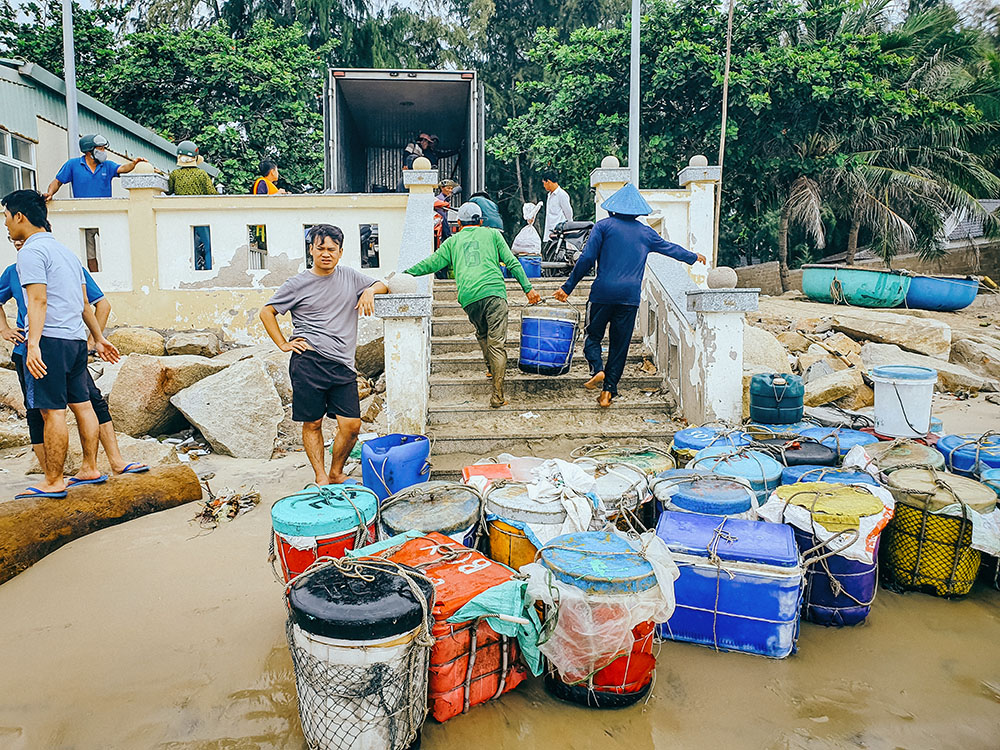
[736,238,1000,295]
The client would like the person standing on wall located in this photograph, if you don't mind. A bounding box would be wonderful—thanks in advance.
[1,237,149,479]
[541,170,573,240]
[43,134,147,200]
[405,203,541,408]
[253,160,287,195]
[2,190,121,499]
[468,191,504,234]
[259,224,390,485]
[554,183,705,408]
[168,141,216,195]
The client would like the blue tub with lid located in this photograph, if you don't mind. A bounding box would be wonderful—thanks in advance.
[671,426,750,467]
[539,531,656,594]
[935,433,1000,477]
[689,447,783,501]
[655,511,804,658]
[780,465,879,486]
[798,427,880,457]
[650,470,756,517]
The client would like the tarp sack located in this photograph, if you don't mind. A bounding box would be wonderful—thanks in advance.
[355,532,530,722]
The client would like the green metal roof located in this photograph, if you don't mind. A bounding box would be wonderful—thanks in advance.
[0,59,219,177]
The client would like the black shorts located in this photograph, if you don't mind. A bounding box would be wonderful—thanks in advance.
[289,350,360,422]
[13,352,111,444]
[23,337,89,411]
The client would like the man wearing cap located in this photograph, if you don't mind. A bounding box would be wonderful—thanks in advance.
[44,135,147,200]
[405,202,541,408]
[168,141,216,195]
[554,183,706,408]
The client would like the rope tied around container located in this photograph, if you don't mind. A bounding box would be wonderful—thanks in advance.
[377,481,484,547]
[570,442,673,461]
[707,518,738,651]
[690,446,771,499]
[942,430,1000,474]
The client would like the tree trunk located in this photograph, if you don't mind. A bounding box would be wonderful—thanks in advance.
[846,214,860,265]
[778,200,791,293]
[0,465,202,584]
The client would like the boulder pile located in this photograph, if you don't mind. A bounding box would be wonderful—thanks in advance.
[744,299,1000,417]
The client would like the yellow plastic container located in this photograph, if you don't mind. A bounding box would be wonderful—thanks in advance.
[486,519,540,571]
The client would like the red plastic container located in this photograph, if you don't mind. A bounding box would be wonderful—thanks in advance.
[362,531,528,722]
[463,463,514,484]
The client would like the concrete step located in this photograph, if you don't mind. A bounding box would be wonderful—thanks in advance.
[432,315,633,338]
[427,389,674,425]
[429,372,662,400]
[430,333,643,354]
[430,351,648,375]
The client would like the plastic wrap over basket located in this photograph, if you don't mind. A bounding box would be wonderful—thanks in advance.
[523,530,678,692]
[284,557,435,750]
[356,532,529,723]
[574,458,649,528]
[655,511,804,658]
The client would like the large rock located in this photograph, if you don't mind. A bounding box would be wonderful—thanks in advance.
[165,331,221,358]
[803,360,836,384]
[0,465,201,584]
[94,360,123,397]
[0,368,25,416]
[798,344,848,373]
[355,336,385,379]
[832,311,951,360]
[109,354,229,436]
[836,384,875,411]
[0,336,12,370]
[27,431,180,475]
[777,331,810,354]
[744,324,791,374]
[804,368,864,407]
[0,418,30,448]
[170,358,283,459]
[108,327,166,356]
[861,343,997,393]
[822,332,862,357]
[261,349,293,405]
[951,339,1000,381]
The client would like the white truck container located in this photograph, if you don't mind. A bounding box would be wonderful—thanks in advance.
[324,68,485,195]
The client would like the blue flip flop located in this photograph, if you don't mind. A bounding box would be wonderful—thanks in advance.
[66,475,109,488]
[119,463,150,475]
[15,487,68,500]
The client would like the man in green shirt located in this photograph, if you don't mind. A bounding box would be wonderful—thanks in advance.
[167,141,216,196]
[406,202,541,408]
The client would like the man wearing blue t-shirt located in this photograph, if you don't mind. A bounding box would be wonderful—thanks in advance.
[2,190,123,500]
[554,183,706,408]
[43,134,147,200]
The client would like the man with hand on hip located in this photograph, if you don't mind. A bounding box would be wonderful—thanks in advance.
[260,224,389,485]
[3,190,120,499]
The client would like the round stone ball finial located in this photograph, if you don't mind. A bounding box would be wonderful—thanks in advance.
[707,266,738,289]
[412,156,432,170]
[133,160,155,175]
[601,155,621,168]
[689,154,709,168]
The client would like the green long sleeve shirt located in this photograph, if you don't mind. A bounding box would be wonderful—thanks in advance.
[405,225,532,308]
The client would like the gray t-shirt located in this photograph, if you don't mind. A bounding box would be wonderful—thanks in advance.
[267,265,376,369]
[16,232,86,341]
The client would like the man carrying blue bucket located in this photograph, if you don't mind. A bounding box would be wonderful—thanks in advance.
[554,183,705,408]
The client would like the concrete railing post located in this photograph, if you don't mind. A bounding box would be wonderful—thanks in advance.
[120,162,167,293]
[373,162,438,435]
[591,156,633,221]
[686,288,759,424]
[678,156,721,285]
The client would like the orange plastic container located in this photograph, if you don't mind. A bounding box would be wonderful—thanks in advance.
[362,532,528,722]
[462,463,513,484]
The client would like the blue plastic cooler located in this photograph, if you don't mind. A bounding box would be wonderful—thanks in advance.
[656,511,804,658]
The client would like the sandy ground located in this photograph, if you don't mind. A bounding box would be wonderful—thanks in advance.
[0,399,999,749]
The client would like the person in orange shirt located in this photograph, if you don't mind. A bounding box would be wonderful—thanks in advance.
[252,160,287,195]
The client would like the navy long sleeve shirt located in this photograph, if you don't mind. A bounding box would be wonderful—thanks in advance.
[561,215,698,306]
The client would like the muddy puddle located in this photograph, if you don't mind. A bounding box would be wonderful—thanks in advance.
[1,400,999,749]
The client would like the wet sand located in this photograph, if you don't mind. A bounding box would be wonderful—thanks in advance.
[0,401,999,749]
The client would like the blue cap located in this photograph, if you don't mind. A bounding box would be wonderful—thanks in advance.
[600,182,652,216]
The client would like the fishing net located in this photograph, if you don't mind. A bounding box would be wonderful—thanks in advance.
[286,619,430,750]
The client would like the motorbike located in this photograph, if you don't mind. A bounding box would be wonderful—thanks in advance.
[541,220,594,277]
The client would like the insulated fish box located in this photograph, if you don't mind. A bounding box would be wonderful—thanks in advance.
[364,532,528,722]
[655,511,804,658]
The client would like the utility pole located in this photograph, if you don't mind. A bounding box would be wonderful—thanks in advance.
[628,0,640,187]
[62,0,80,163]
[714,0,736,261]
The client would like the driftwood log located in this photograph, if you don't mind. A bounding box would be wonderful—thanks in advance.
[0,465,202,584]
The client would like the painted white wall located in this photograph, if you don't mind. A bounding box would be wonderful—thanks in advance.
[49,208,132,292]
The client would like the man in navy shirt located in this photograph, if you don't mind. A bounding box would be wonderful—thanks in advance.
[554,183,706,408]
[43,134,146,200]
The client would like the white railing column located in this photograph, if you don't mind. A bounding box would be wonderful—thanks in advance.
[373,162,437,435]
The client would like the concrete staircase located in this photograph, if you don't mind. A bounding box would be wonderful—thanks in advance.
[427,278,682,478]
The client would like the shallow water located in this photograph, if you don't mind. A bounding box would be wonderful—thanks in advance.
[0,399,999,749]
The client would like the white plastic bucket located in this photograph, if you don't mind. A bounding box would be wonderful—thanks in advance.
[870,365,937,438]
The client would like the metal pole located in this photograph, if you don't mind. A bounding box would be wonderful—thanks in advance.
[62,0,80,163]
[714,0,736,262]
[628,0,641,187]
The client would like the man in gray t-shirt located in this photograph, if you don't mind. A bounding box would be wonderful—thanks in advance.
[260,224,389,485]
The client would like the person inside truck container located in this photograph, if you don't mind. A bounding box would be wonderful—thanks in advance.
[469,191,504,233]
[405,202,541,409]
[419,133,460,168]
[253,160,286,195]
